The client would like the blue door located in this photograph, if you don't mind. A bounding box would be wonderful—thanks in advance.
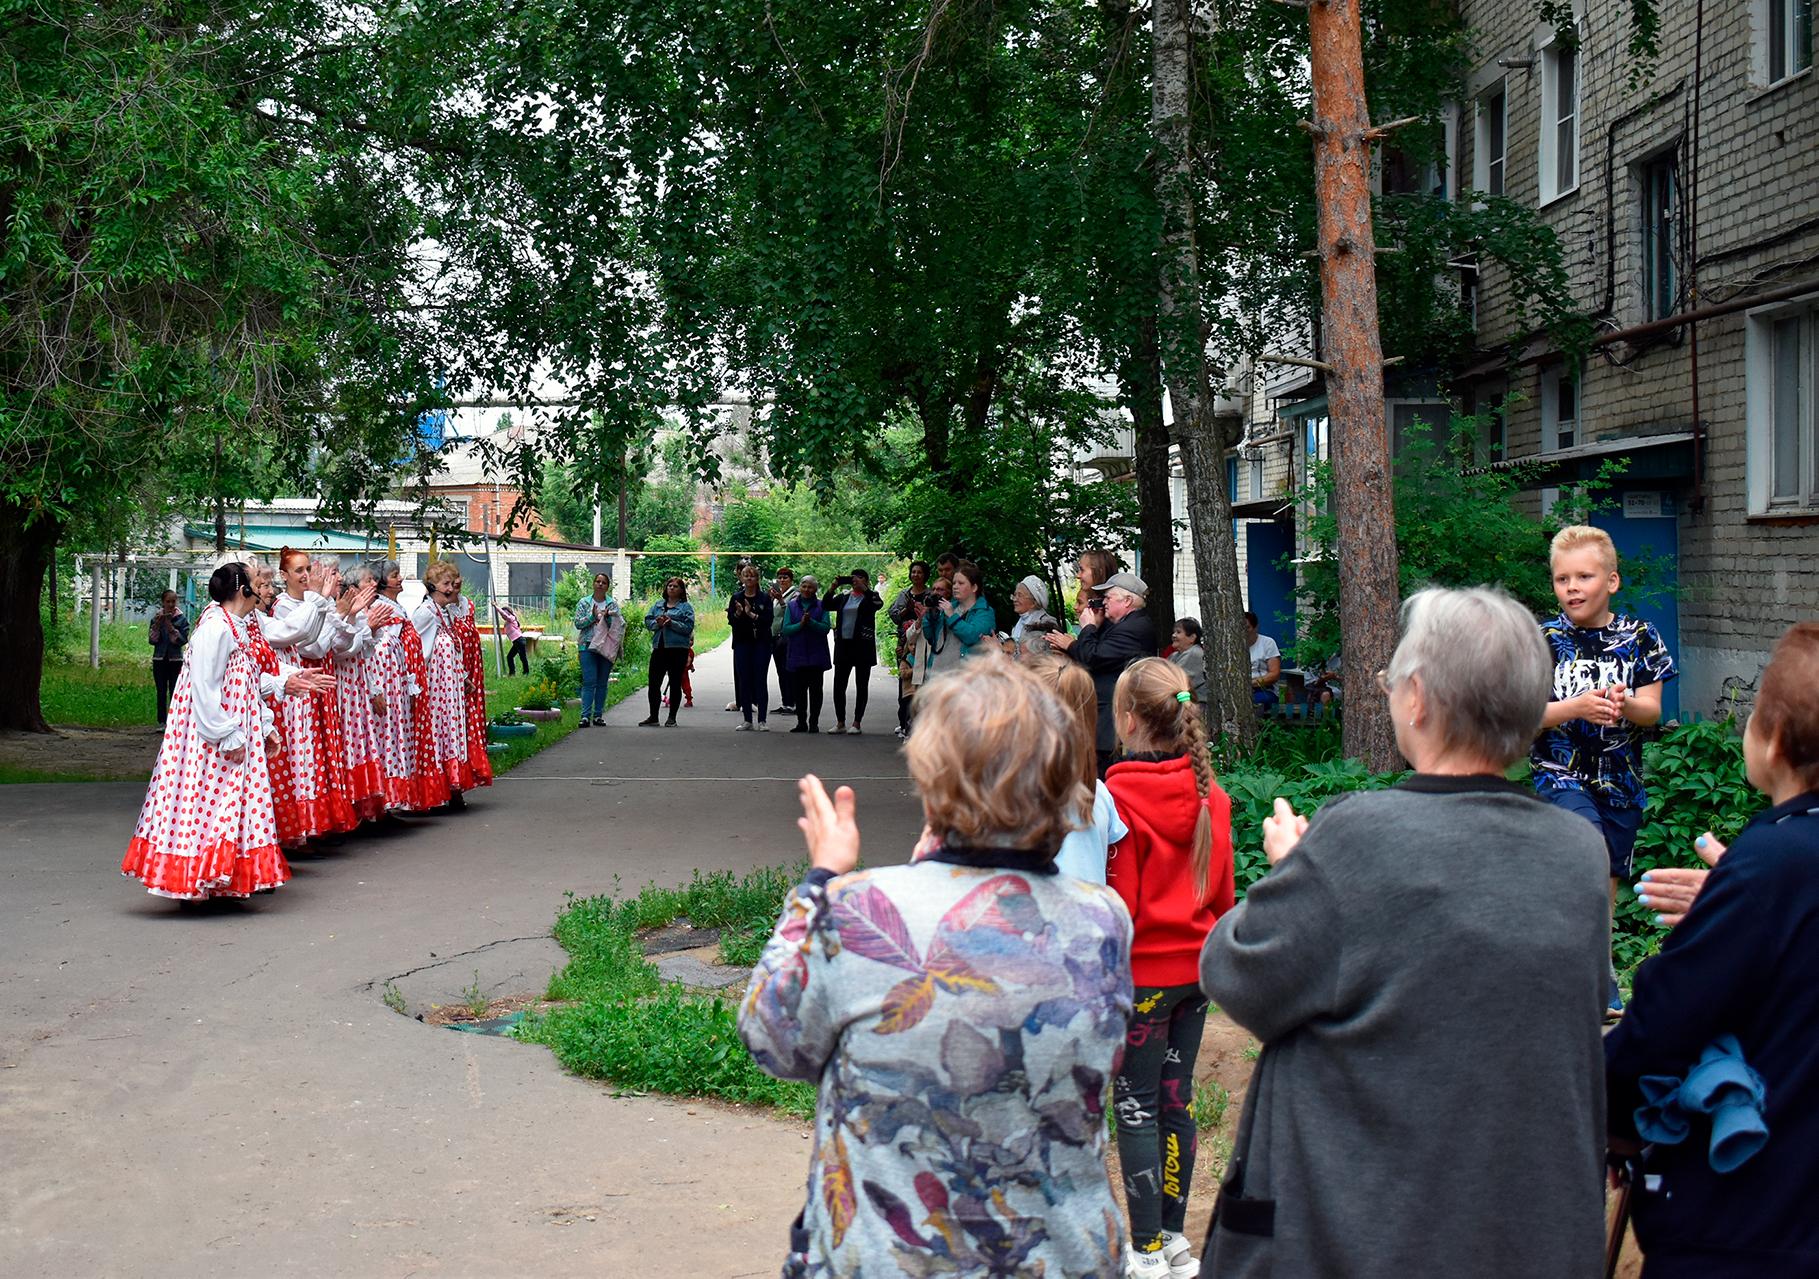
[1245,521,1298,651]
[1594,496,1681,721]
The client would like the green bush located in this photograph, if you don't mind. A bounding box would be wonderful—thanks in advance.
[1220,757,1406,895]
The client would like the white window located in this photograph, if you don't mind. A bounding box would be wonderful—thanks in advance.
[1758,0,1814,85]
[1746,296,1819,513]
[1248,454,1265,500]
[1540,37,1580,203]
[1640,154,1679,321]
[1540,371,1579,451]
[1302,415,1330,486]
[1473,84,1507,198]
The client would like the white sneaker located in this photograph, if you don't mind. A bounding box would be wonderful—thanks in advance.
[756,721,770,732]
[734,721,753,732]
[1126,1248,1170,1279]
[1161,1232,1200,1278]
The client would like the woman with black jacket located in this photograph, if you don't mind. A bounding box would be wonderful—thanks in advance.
[727,564,775,731]
[824,569,884,735]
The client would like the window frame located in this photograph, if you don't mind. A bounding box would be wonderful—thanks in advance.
[1757,0,1815,87]
[1539,369,1580,452]
[1639,150,1680,322]
[1473,82,1507,199]
[1539,34,1581,205]
[1745,293,1819,515]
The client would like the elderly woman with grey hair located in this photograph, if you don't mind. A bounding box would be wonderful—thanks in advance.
[1198,587,1610,1279]
[1007,574,1059,660]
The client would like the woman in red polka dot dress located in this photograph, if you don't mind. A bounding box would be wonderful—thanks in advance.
[412,561,474,800]
[331,565,389,822]
[269,548,368,842]
[121,564,330,900]
[366,560,450,813]
[442,576,494,793]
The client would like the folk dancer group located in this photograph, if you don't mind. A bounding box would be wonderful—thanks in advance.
[121,552,493,901]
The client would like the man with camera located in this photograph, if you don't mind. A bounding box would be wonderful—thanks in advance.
[1047,571,1158,775]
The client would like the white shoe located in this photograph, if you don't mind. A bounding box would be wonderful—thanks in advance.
[1161,1232,1200,1278]
[829,723,847,735]
[1126,1248,1170,1279]
[756,721,770,732]
[734,721,753,732]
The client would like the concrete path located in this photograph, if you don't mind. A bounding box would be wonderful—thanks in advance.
[0,643,925,1278]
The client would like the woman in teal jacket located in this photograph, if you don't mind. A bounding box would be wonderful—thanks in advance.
[638,577,696,727]
[923,561,996,670]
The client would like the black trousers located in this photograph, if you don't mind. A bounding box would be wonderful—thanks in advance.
[793,668,825,728]
[733,643,771,722]
[773,641,796,708]
[832,648,872,727]
[506,637,530,675]
[647,646,689,720]
[152,658,184,724]
[1114,983,1208,1252]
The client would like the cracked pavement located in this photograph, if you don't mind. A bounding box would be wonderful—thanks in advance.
[0,643,924,1277]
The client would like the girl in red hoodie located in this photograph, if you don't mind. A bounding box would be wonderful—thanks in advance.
[1106,657,1235,1279]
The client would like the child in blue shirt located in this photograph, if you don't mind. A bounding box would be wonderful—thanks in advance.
[1531,525,1676,1019]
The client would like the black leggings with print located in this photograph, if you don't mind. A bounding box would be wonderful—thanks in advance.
[1113,982,1208,1254]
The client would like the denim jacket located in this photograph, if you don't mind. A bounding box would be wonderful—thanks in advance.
[644,599,696,649]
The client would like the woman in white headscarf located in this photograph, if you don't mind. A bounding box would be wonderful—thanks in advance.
[1008,574,1059,660]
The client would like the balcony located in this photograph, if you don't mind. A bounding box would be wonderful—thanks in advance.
[1077,422,1137,477]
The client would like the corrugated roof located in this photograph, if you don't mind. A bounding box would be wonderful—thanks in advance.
[182,524,384,552]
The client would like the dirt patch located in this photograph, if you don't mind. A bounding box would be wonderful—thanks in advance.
[639,919,721,956]
[419,993,555,1026]
[0,725,157,782]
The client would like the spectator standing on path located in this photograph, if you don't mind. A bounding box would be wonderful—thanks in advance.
[493,600,530,676]
[1073,548,1119,629]
[922,560,996,668]
[1200,587,1609,1279]
[1046,571,1158,776]
[638,577,695,727]
[1532,524,1676,1020]
[1008,575,1059,660]
[886,559,932,632]
[728,564,775,732]
[1168,617,1209,705]
[826,568,883,735]
[572,573,622,726]
[1606,622,1819,1279]
[1105,657,1233,1279]
[769,567,800,716]
[738,660,1134,1278]
[1245,611,1281,712]
[149,590,190,727]
[895,575,949,738]
[783,574,832,733]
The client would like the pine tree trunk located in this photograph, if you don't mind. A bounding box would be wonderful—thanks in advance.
[1128,318,1176,642]
[1151,0,1252,742]
[0,500,59,733]
[1307,0,1401,771]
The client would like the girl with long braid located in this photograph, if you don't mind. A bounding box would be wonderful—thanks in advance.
[1103,657,1234,1279]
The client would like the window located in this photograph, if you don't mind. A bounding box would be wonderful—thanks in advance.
[1760,0,1815,84]
[1474,85,1507,197]
[1541,371,1579,451]
[1540,39,1580,202]
[1248,454,1265,500]
[1465,384,1507,464]
[1390,401,1448,455]
[1746,298,1819,512]
[1640,154,1679,321]
[1302,415,1330,486]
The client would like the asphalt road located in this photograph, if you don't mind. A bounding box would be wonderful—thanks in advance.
[0,643,925,1278]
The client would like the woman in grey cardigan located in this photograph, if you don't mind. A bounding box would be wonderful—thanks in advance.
[1200,587,1610,1279]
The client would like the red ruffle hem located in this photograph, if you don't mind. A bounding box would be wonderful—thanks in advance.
[121,837,292,901]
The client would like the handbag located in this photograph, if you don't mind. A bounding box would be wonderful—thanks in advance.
[589,604,625,662]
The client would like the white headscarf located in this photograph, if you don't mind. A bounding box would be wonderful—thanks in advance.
[1015,575,1049,613]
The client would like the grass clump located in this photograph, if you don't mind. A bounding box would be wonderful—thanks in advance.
[520,865,815,1119]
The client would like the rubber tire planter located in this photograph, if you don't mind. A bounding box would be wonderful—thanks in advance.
[515,708,561,722]
[489,723,537,740]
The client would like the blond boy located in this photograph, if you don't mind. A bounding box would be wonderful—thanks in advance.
[1532,526,1676,1018]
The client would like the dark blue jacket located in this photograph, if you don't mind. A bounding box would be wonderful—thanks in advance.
[1606,790,1819,1277]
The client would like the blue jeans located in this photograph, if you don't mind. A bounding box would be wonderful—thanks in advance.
[734,644,771,722]
[579,649,612,720]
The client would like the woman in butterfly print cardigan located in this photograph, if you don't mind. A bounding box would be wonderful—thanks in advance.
[739,662,1135,1279]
